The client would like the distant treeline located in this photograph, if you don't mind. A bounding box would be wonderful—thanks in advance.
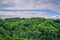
[0,18,60,40]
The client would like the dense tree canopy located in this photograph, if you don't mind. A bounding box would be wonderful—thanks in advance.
[0,18,60,40]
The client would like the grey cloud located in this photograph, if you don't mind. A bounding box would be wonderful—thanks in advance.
[0,0,14,9]
[0,11,60,19]
[0,0,60,10]
[22,0,60,5]
[0,0,60,19]
[0,12,53,18]
[13,0,60,12]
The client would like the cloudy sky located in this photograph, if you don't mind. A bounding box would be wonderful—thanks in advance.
[0,0,60,19]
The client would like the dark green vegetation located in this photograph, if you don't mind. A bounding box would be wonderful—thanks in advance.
[0,18,60,40]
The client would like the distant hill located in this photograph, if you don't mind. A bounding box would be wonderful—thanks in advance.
[0,18,60,40]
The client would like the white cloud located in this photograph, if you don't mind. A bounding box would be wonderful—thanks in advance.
[0,11,52,18]
[0,0,14,9]
[1,0,59,13]
[0,11,60,19]
[0,0,60,19]
[0,0,60,12]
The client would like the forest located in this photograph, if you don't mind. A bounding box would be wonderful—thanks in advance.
[0,17,60,40]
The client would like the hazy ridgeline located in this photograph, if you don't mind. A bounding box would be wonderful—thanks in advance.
[0,17,60,40]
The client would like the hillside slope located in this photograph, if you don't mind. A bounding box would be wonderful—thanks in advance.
[0,18,60,40]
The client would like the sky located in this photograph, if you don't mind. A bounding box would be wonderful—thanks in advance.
[0,0,60,19]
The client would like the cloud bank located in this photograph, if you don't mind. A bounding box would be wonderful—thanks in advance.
[0,0,60,19]
[0,0,60,12]
[0,12,52,18]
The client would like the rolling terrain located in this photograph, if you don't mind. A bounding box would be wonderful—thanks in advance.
[0,18,60,40]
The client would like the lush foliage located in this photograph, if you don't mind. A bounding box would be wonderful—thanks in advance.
[0,18,60,40]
